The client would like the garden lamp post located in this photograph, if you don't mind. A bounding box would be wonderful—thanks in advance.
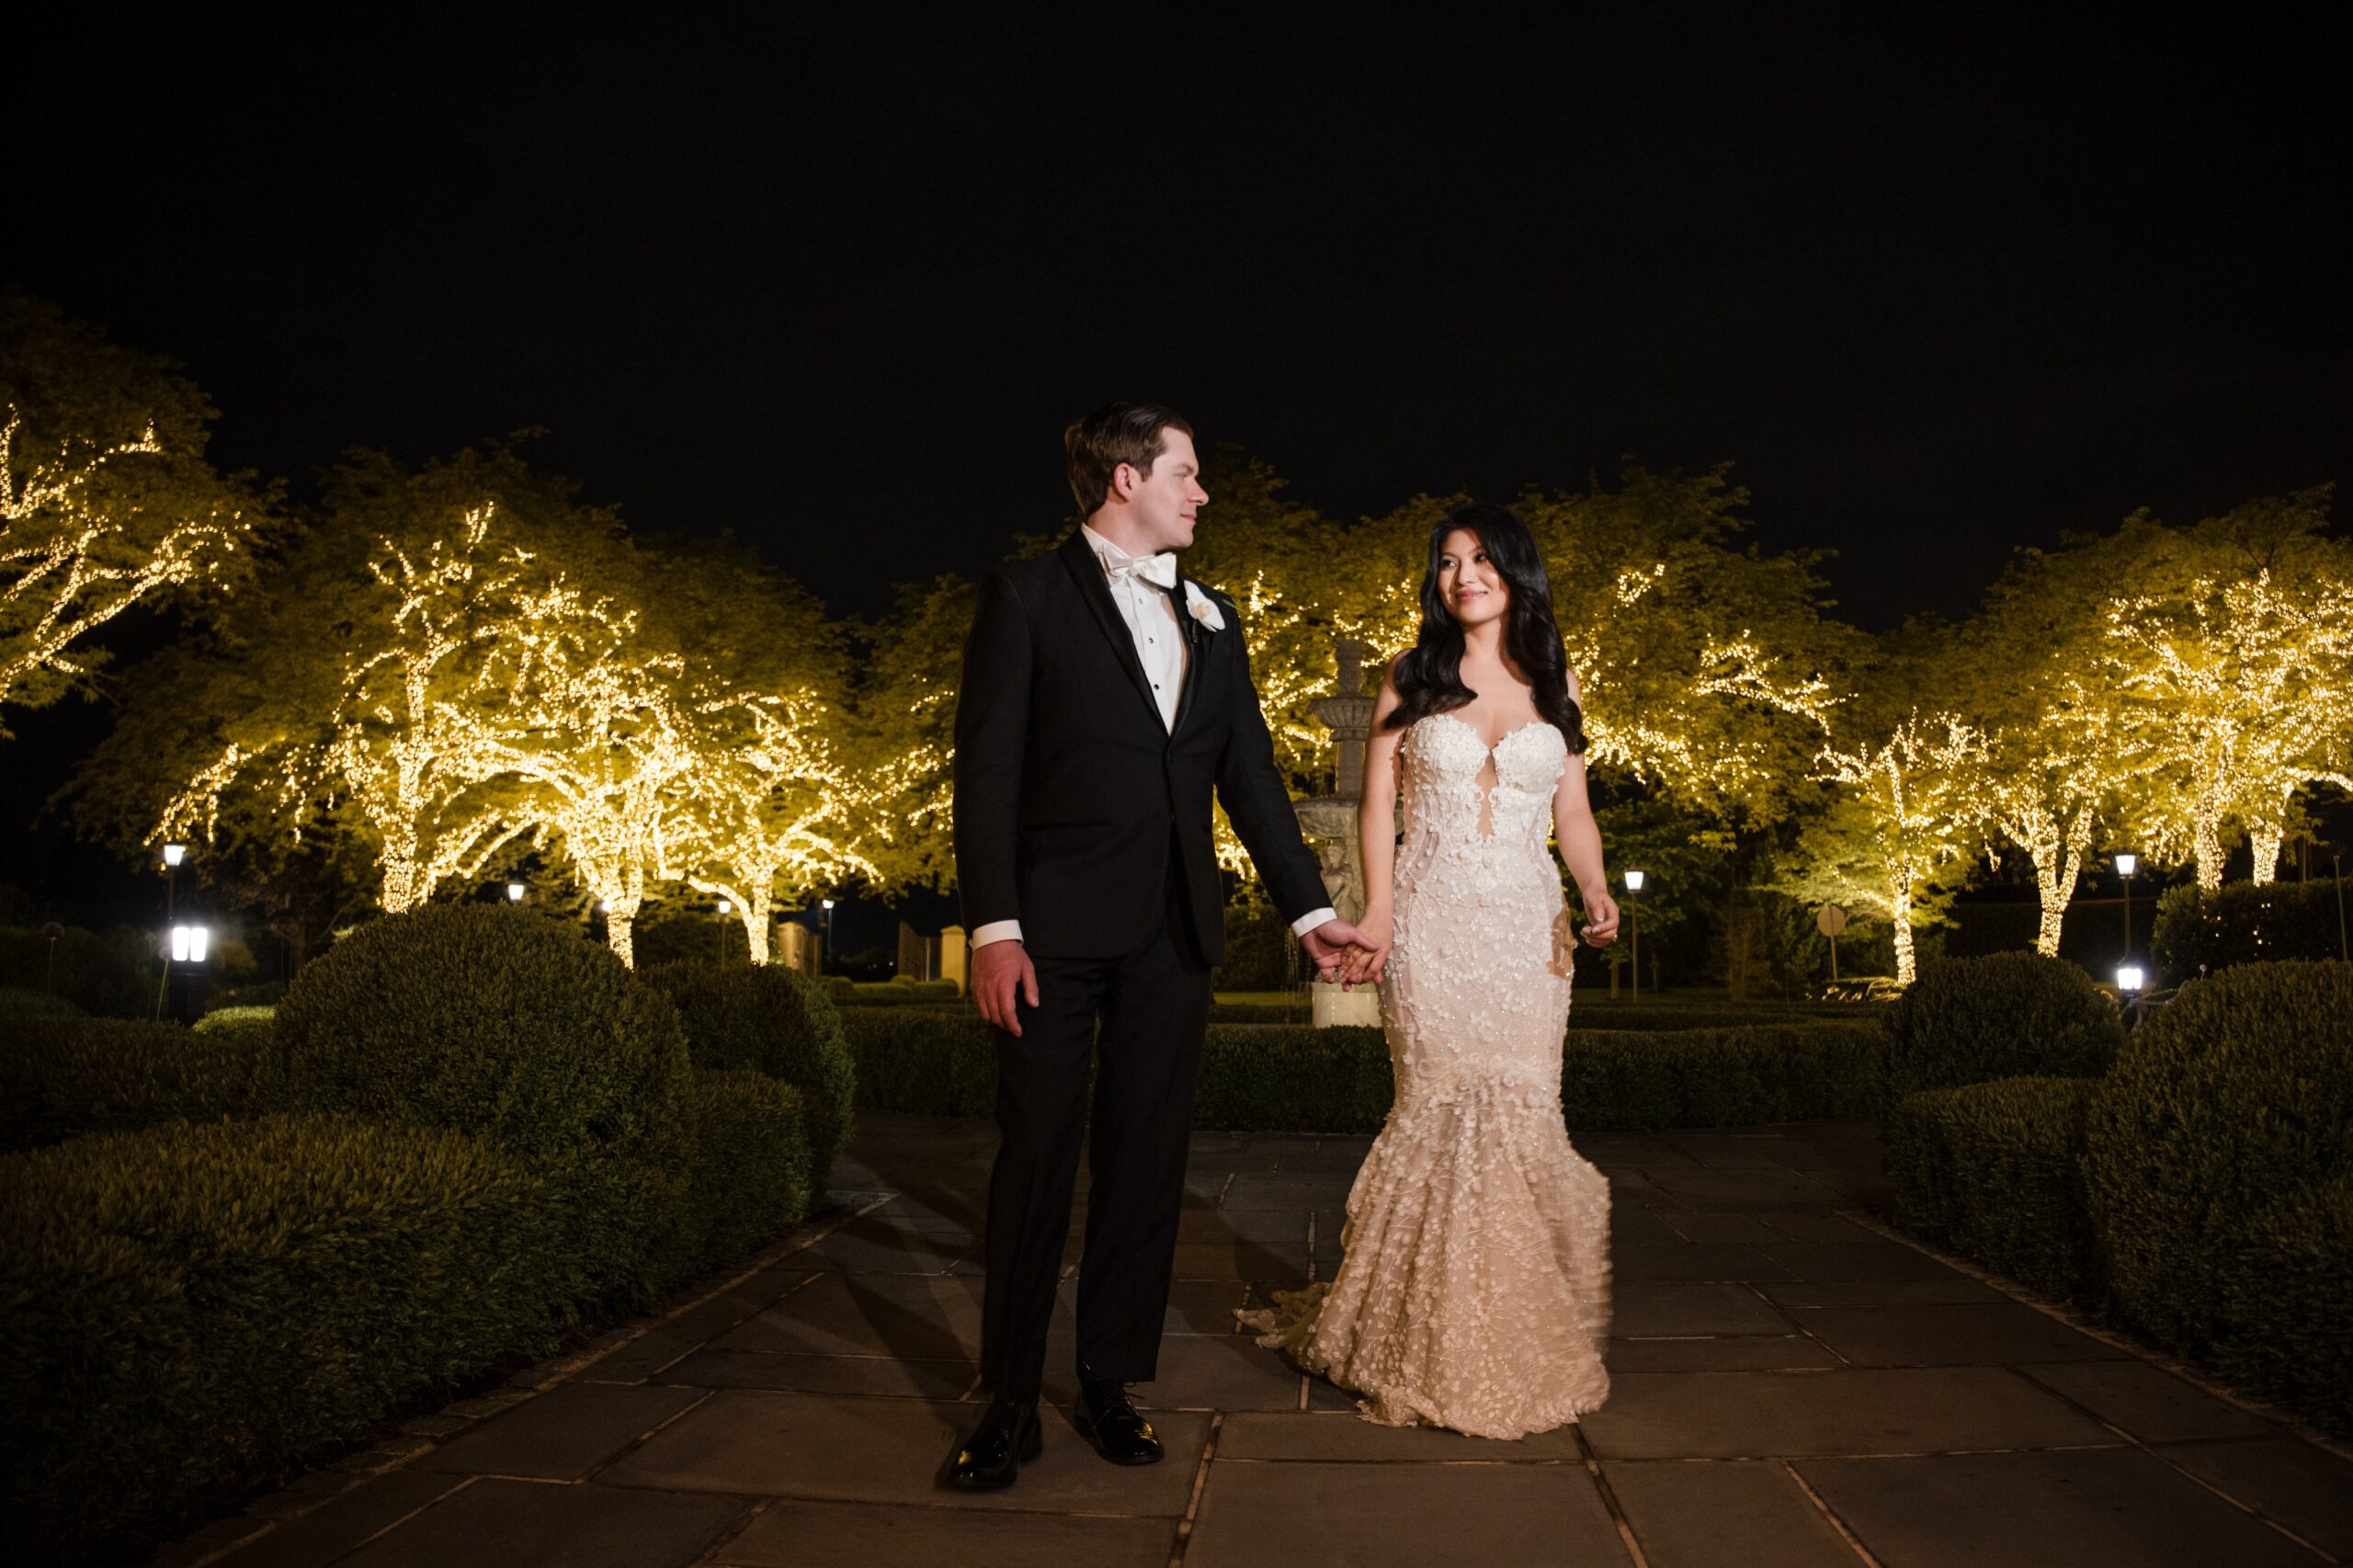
[156,921,210,1022]
[2114,852,2137,964]
[2117,962,2144,995]
[822,898,836,974]
[717,897,733,963]
[506,881,526,903]
[1623,869,1645,1003]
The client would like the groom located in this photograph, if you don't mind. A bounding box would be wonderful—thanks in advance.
[948,402,1365,1488]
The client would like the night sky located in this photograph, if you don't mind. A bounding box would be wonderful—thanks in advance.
[7,12,2347,635]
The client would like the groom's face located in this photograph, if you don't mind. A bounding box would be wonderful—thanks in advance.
[1120,427,1209,553]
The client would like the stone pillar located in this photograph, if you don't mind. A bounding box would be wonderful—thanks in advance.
[1297,635,1384,1027]
[897,921,929,980]
[940,925,968,994]
[776,922,814,973]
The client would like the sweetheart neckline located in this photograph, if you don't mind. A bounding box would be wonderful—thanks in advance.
[1419,710,1556,755]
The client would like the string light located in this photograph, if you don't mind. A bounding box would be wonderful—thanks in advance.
[1814,711,1987,985]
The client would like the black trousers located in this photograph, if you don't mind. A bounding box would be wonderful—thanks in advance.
[978,863,1214,1401]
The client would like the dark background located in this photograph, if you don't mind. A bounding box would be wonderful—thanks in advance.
[4,12,2347,936]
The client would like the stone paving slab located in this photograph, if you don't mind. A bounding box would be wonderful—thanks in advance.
[1793,1448,2326,1567]
[1602,1460,1865,1568]
[181,1113,2353,1568]
[709,1499,1177,1567]
[1185,1460,1633,1568]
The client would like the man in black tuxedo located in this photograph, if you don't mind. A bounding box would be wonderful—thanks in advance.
[947,402,1367,1488]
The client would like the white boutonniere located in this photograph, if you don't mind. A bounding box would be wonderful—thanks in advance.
[1182,581,1226,633]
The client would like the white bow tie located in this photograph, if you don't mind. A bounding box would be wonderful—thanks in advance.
[1102,550,1178,592]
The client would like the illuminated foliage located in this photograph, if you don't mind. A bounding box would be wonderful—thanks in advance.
[0,293,260,726]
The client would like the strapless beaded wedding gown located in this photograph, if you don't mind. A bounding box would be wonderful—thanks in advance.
[1242,711,1611,1437]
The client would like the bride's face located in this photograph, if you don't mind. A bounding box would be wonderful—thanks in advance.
[1437,528,1509,630]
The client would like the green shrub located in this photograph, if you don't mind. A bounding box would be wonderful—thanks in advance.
[0,985,81,1017]
[0,923,156,1018]
[191,1003,275,1040]
[1211,902,1294,990]
[1884,1076,2100,1301]
[837,1010,1889,1132]
[0,1017,281,1153]
[2085,959,2353,1435]
[642,961,854,1195]
[678,1069,813,1272]
[2213,1179,2353,1438]
[0,1114,577,1560]
[274,903,697,1301]
[1884,951,2122,1102]
[2150,877,2350,983]
[836,978,961,1004]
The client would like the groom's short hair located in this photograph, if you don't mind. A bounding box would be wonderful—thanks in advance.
[1064,402,1194,514]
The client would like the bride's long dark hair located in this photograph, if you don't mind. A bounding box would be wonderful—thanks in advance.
[1382,501,1587,754]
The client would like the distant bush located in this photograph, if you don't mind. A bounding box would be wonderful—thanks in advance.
[190,1004,275,1043]
[274,903,697,1304]
[1211,903,1294,990]
[676,1070,812,1272]
[0,923,156,1018]
[0,985,81,1017]
[1884,1075,2100,1301]
[642,961,854,1196]
[0,1114,575,1560]
[2150,877,2349,983]
[0,1017,280,1153]
[839,1010,1888,1132]
[2085,959,2353,1437]
[834,978,961,1004]
[1884,951,2122,1103]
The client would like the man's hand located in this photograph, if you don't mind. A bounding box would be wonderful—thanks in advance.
[973,938,1040,1036]
[1300,917,1376,985]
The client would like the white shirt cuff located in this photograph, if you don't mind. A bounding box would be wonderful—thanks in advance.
[971,919,1024,949]
[1290,907,1337,937]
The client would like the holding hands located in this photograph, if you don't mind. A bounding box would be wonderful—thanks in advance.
[1577,887,1620,948]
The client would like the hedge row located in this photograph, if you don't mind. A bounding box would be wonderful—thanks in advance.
[1884,952,2121,1102]
[646,962,854,1202]
[1882,958,2351,1439]
[1884,1076,2101,1301]
[2150,876,2349,981]
[0,1017,281,1153]
[4,905,843,1558]
[839,1009,1889,1132]
[0,1115,578,1559]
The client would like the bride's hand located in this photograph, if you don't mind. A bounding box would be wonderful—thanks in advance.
[1339,907,1393,988]
[1579,889,1620,947]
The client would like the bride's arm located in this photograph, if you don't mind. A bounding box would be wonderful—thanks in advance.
[1347,663,1407,983]
[1552,670,1620,948]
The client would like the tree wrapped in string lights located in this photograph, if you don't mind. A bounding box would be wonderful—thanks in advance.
[1,293,260,726]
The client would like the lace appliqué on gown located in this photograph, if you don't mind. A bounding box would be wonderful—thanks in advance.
[1241,712,1611,1438]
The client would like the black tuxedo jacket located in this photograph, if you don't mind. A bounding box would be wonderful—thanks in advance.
[952,531,1329,961]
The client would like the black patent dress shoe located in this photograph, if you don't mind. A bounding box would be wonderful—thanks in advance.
[1074,1375,1164,1465]
[947,1396,1041,1490]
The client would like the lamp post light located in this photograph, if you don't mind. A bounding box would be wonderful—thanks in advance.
[1623,869,1646,1003]
[821,898,837,975]
[506,881,526,903]
[156,921,211,1022]
[2114,852,2138,966]
[716,897,733,963]
[2117,962,2144,995]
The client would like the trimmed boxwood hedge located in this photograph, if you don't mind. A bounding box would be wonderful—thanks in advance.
[0,1017,281,1153]
[2085,958,2353,1436]
[676,1069,813,1273]
[274,903,698,1304]
[0,1114,577,1560]
[839,1010,1889,1131]
[1885,951,2122,1102]
[1883,1075,2100,1301]
[643,961,854,1196]
[2150,876,2350,981]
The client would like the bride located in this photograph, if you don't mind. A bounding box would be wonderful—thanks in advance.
[1244,501,1620,1438]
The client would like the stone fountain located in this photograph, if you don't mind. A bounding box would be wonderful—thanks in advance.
[1293,637,1382,1027]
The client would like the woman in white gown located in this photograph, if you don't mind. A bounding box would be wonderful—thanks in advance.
[1244,502,1620,1438]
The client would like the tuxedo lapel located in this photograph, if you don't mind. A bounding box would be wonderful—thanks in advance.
[1170,574,1211,737]
[1057,532,1164,728]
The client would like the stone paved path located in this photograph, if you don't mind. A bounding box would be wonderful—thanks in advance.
[186,1114,2353,1567]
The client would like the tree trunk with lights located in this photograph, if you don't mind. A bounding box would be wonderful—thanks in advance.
[740,886,773,965]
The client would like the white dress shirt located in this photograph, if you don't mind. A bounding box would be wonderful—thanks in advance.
[970,527,1336,951]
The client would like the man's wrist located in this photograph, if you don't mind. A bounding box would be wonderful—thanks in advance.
[1290,907,1338,938]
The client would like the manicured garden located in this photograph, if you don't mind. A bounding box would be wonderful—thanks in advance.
[0,904,853,1562]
